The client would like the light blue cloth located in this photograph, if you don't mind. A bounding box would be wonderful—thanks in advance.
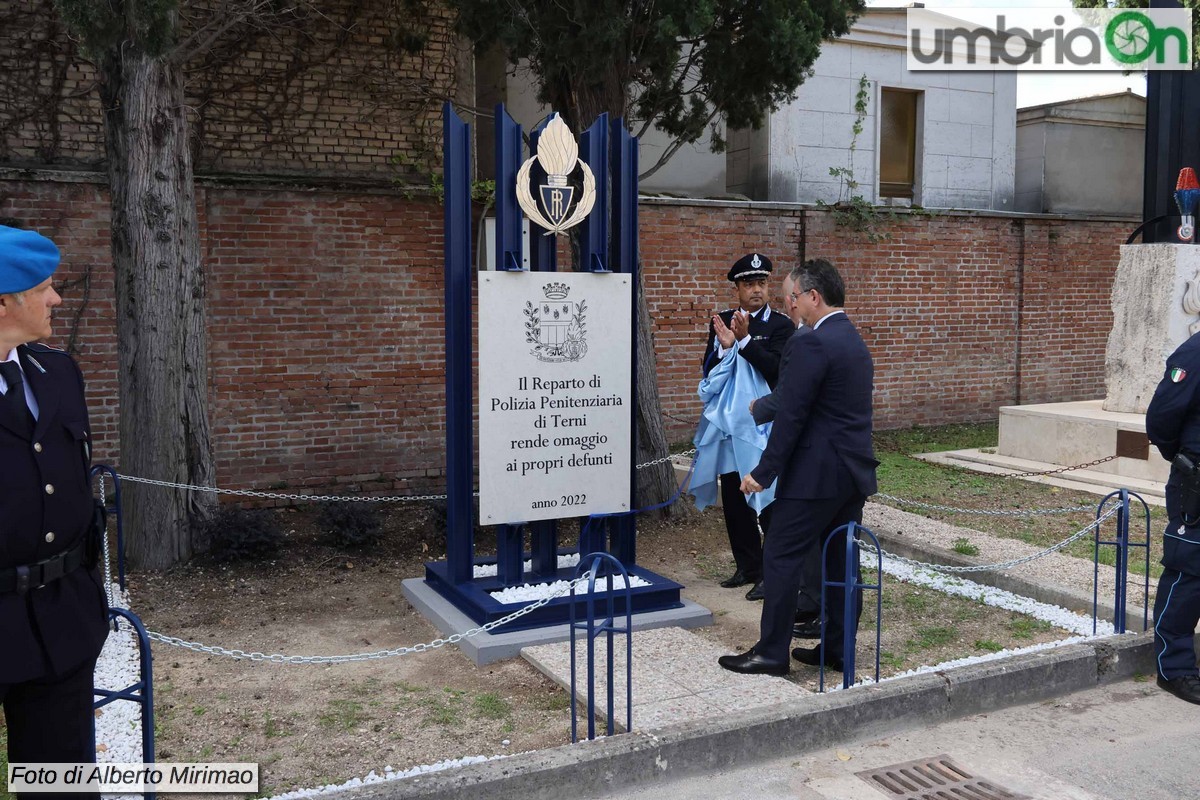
[691,349,776,513]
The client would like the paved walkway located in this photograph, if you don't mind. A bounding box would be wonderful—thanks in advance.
[521,626,809,729]
[606,677,1196,800]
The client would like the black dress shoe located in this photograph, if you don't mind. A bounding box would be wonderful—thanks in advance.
[718,650,789,676]
[1158,674,1200,705]
[792,618,823,639]
[745,581,765,601]
[720,569,752,589]
[791,645,844,672]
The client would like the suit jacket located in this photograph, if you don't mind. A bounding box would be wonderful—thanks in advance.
[751,325,809,425]
[0,342,108,683]
[701,305,794,390]
[750,313,878,500]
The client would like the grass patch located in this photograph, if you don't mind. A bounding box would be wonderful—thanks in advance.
[952,537,980,556]
[873,423,1166,579]
[909,626,958,649]
[318,700,365,732]
[472,693,511,720]
[1008,617,1053,640]
[974,639,1003,653]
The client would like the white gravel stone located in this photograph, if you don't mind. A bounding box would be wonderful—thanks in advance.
[489,575,651,604]
[474,553,581,578]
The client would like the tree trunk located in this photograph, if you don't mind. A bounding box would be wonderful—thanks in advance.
[633,271,677,512]
[100,49,216,570]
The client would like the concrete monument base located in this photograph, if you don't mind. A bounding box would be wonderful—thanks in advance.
[920,399,1166,504]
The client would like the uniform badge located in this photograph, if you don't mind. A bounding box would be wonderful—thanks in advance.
[1171,367,1188,383]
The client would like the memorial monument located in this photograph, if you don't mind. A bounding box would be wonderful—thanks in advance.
[401,104,710,664]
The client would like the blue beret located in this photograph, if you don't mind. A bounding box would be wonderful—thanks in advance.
[0,225,60,294]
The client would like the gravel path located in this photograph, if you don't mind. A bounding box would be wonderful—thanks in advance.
[864,502,1154,612]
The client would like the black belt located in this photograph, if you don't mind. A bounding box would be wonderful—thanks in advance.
[0,539,88,595]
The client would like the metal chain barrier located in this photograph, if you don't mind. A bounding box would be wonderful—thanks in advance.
[874,493,1094,517]
[95,473,115,608]
[140,571,595,664]
[855,504,1120,575]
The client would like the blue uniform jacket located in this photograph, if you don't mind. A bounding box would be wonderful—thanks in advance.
[1146,331,1200,576]
[0,343,108,683]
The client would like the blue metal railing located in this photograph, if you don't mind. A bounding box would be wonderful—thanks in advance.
[1093,489,1151,634]
[569,552,633,741]
[819,520,883,692]
[93,607,156,799]
[90,464,127,591]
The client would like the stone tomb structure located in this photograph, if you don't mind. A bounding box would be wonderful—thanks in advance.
[981,244,1200,498]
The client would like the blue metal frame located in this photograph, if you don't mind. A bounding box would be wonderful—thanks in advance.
[94,607,156,798]
[443,104,475,586]
[570,551,633,741]
[428,103,683,632]
[89,464,127,591]
[1093,489,1152,634]
[819,521,883,692]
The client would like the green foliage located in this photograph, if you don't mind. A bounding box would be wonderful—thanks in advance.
[818,73,896,240]
[317,502,383,549]
[54,0,178,58]
[952,538,980,556]
[974,639,1003,653]
[449,0,865,153]
[204,507,284,562]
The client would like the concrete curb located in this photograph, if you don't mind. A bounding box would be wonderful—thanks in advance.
[335,633,1155,800]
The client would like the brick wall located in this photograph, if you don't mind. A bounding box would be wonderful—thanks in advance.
[0,176,1133,492]
[0,0,458,178]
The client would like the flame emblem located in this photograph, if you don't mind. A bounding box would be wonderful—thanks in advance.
[516,114,597,235]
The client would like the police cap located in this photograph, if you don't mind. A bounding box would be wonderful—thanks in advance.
[728,252,772,282]
[0,225,60,294]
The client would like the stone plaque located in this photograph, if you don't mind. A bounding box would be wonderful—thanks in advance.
[478,271,633,524]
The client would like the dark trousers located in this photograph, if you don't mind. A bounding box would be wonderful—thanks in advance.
[755,492,865,664]
[1154,566,1200,679]
[2,654,98,797]
[720,471,770,579]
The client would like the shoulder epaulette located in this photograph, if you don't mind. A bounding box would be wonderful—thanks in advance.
[25,342,68,355]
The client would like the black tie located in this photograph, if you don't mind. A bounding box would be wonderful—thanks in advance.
[0,361,34,435]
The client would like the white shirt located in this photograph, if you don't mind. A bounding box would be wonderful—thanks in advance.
[811,309,845,331]
[1,347,40,420]
[716,305,773,358]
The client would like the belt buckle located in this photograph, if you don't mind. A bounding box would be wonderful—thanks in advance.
[15,565,30,595]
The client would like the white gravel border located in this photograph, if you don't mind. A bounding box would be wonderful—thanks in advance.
[489,574,651,604]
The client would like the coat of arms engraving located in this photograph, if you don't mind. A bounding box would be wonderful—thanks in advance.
[523,281,588,362]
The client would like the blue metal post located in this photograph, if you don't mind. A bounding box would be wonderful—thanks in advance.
[1114,489,1130,634]
[94,608,155,799]
[90,464,127,591]
[569,552,633,742]
[609,118,639,566]
[527,117,560,581]
[443,103,475,585]
[819,521,883,692]
[579,114,610,274]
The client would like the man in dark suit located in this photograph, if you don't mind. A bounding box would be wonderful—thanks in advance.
[719,258,877,676]
[701,253,795,599]
[0,225,109,770]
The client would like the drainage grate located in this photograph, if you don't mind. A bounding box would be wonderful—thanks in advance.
[856,754,1032,800]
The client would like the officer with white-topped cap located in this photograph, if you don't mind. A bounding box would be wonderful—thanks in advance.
[0,224,108,776]
[701,252,795,599]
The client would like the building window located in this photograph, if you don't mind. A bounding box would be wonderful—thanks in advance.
[880,88,920,199]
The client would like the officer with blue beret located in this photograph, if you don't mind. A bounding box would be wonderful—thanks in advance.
[1146,330,1200,705]
[0,225,109,772]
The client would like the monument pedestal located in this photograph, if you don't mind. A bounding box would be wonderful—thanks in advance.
[941,244,1200,501]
